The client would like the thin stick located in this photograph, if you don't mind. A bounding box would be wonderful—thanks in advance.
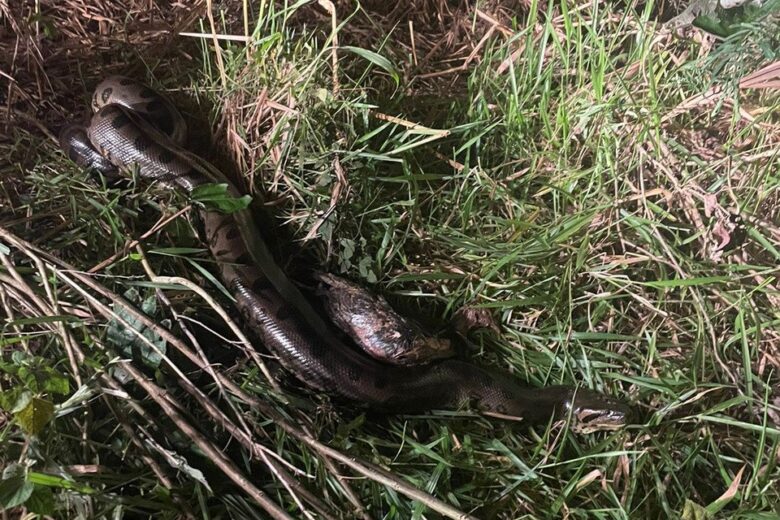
[151,274,280,391]
[88,206,193,273]
[205,0,228,89]
[317,0,340,96]
[118,361,293,520]
[300,422,372,520]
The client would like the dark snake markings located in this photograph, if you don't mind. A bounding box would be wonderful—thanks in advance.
[134,134,152,152]
[139,87,158,99]
[158,149,176,164]
[59,76,632,432]
[111,113,131,130]
[225,227,242,241]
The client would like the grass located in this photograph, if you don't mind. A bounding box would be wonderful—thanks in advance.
[1,0,780,518]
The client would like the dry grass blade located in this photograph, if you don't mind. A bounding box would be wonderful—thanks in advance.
[740,60,780,89]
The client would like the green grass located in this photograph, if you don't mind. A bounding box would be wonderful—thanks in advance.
[1,0,780,518]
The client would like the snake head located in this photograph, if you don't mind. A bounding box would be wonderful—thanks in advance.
[566,387,632,433]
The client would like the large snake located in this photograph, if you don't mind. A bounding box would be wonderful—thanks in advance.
[59,76,631,432]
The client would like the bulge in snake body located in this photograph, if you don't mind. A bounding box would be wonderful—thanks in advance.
[59,76,632,430]
[315,272,453,366]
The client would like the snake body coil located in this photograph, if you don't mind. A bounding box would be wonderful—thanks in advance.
[60,76,630,431]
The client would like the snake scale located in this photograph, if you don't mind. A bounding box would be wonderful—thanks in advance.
[59,76,630,432]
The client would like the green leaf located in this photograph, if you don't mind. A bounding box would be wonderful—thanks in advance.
[341,46,400,85]
[681,499,711,520]
[0,464,34,509]
[191,183,251,213]
[107,288,166,368]
[149,247,207,256]
[25,485,55,515]
[705,466,744,515]
[7,315,82,326]
[341,238,356,260]
[15,396,55,435]
[0,387,25,412]
[41,369,70,395]
[642,276,731,288]
[0,353,69,395]
[358,256,377,283]
[27,471,96,494]
[10,390,32,414]
[335,414,365,442]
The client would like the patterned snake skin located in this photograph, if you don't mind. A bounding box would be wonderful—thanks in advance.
[59,76,631,432]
